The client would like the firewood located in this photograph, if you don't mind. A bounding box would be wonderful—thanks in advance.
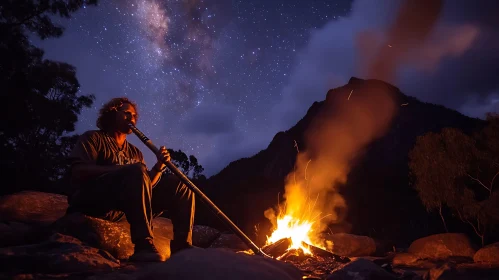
[301,241,350,263]
[279,248,308,262]
[262,238,291,258]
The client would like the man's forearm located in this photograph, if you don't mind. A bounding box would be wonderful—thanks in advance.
[72,162,164,186]
[71,163,123,182]
[148,163,164,186]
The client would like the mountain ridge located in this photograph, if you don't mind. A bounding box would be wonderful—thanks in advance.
[196,77,485,247]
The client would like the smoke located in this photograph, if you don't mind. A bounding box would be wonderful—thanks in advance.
[267,0,445,239]
[357,0,443,82]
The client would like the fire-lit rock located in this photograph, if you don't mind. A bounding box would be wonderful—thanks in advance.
[192,225,221,248]
[0,191,68,226]
[474,242,499,264]
[53,212,173,260]
[324,233,376,257]
[91,248,303,280]
[392,252,422,267]
[325,259,397,280]
[424,263,499,280]
[0,233,119,275]
[0,221,49,247]
[408,233,477,260]
[209,233,249,251]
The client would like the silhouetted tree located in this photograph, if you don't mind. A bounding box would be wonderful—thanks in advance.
[409,116,499,245]
[167,149,205,180]
[409,128,476,232]
[462,113,499,245]
[0,0,98,195]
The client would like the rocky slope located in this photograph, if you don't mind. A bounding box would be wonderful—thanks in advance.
[2,191,498,279]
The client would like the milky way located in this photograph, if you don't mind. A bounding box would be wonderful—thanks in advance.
[35,0,351,175]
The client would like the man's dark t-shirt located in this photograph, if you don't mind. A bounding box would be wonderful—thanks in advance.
[68,130,145,196]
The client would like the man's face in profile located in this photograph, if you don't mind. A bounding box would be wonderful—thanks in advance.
[115,103,137,134]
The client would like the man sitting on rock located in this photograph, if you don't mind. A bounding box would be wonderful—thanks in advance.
[66,97,195,262]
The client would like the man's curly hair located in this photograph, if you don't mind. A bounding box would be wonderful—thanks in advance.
[96,97,139,131]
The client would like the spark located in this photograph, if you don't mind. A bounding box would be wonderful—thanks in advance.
[347,89,353,100]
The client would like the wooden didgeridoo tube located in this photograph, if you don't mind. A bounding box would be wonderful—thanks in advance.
[128,123,270,258]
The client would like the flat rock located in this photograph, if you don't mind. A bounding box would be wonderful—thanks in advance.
[408,233,476,260]
[0,221,50,248]
[425,263,499,280]
[192,225,221,248]
[53,212,173,260]
[209,233,249,251]
[324,233,376,257]
[93,248,302,280]
[0,191,68,225]
[326,258,397,280]
[0,233,119,276]
[392,253,421,267]
[474,242,499,264]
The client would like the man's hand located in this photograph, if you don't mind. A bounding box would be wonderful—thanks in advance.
[154,146,170,172]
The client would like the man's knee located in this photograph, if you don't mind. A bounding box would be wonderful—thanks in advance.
[167,175,194,199]
[179,182,195,200]
[122,163,150,182]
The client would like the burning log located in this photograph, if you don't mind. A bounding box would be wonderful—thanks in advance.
[279,248,307,262]
[262,237,351,264]
[262,238,291,258]
[301,241,350,263]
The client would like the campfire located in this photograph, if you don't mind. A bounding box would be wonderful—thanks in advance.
[259,202,350,279]
[264,213,322,258]
[261,207,348,263]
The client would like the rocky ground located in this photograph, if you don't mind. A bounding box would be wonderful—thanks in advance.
[1,191,498,279]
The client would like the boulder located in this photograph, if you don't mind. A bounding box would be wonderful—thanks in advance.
[425,263,499,280]
[0,221,52,248]
[209,233,249,251]
[392,253,421,267]
[408,233,476,260]
[192,225,221,248]
[326,258,397,280]
[474,242,499,264]
[324,233,376,257]
[0,233,119,276]
[53,212,173,260]
[0,191,68,225]
[92,248,302,280]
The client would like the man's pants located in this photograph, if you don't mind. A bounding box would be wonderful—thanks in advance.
[67,163,195,245]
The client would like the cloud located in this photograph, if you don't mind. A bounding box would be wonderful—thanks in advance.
[181,103,237,136]
[180,102,270,175]
[202,131,266,175]
[270,0,499,132]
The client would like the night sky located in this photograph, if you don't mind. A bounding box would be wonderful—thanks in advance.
[33,0,499,176]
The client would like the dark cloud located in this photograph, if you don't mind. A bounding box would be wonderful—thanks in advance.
[181,104,237,136]
[201,130,268,175]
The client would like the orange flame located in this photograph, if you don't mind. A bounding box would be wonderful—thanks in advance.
[266,214,317,255]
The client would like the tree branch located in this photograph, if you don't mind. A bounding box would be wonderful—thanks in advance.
[6,6,45,28]
[467,173,491,193]
[490,170,499,193]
